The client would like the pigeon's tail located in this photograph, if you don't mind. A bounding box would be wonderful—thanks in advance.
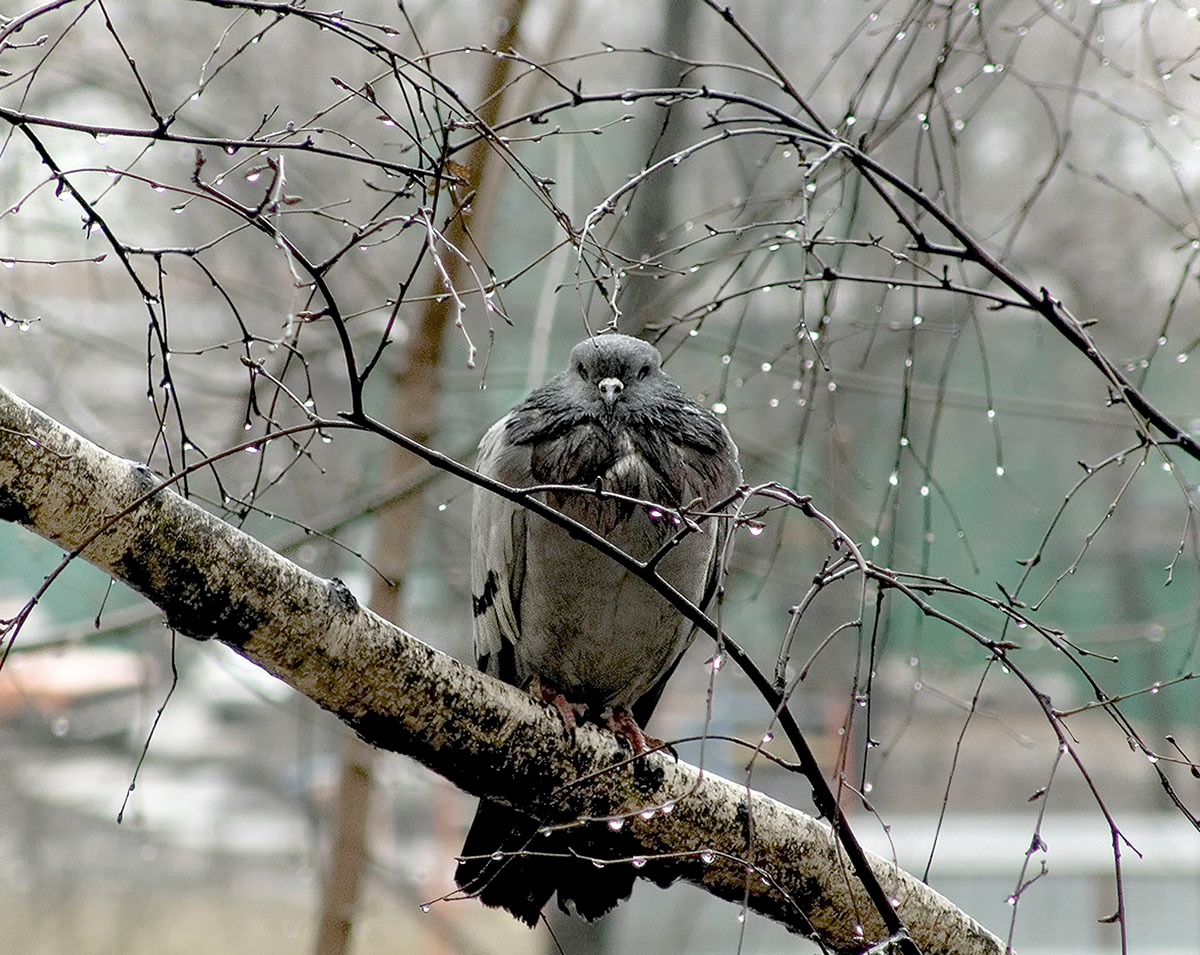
[454,799,640,926]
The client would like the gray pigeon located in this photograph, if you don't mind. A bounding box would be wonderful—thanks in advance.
[455,333,742,925]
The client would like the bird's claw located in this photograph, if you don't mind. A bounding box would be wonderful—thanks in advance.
[528,676,586,740]
[603,707,664,756]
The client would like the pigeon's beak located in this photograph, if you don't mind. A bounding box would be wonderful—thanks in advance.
[598,377,624,408]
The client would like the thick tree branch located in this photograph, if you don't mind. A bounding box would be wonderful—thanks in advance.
[0,382,1006,955]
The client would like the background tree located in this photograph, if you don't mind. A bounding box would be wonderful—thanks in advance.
[1,2,1199,954]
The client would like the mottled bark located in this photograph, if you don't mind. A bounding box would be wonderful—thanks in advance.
[0,382,1006,955]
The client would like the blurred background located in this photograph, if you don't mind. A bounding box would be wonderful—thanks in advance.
[1,1,1199,952]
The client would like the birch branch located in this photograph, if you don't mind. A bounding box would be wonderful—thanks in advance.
[0,381,1007,955]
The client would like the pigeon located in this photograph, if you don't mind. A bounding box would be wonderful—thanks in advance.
[455,333,742,925]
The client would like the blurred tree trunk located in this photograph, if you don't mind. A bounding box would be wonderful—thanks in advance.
[312,5,529,954]
[617,0,697,337]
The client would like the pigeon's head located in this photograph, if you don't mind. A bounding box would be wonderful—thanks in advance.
[567,334,666,411]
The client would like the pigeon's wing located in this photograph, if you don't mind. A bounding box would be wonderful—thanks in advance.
[629,503,735,727]
[694,418,742,608]
[659,405,741,605]
[470,415,529,685]
[632,416,742,727]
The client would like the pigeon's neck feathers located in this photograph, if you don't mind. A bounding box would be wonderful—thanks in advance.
[507,370,723,449]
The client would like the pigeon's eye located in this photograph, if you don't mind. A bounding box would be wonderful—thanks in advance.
[574,361,587,380]
[637,364,652,380]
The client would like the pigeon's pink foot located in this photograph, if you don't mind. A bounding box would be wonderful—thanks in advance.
[527,676,587,733]
[603,707,663,756]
